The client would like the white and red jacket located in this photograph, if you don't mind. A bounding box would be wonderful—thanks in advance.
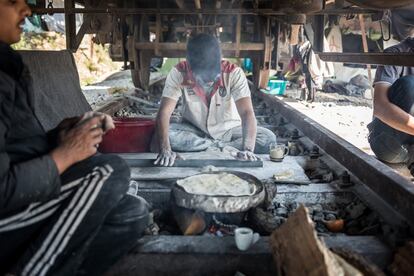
[162,60,251,139]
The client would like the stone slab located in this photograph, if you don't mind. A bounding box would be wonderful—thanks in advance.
[130,154,309,182]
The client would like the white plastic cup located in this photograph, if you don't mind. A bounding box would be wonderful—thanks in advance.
[234,227,260,251]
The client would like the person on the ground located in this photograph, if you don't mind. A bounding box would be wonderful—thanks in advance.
[368,29,414,173]
[152,33,276,166]
[0,1,149,275]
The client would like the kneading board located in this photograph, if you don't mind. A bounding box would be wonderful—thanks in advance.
[127,153,309,182]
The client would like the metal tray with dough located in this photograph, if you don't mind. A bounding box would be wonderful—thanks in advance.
[172,171,265,213]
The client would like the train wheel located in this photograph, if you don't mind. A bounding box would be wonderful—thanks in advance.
[131,50,151,90]
[131,15,151,90]
[131,67,142,89]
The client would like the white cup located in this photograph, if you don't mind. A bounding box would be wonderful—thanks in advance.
[269,143,289,161]
[234,227,260,251]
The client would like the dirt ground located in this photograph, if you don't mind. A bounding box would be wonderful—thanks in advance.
[281,90,374,156]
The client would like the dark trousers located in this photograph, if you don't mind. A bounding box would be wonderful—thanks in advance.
[0,154,149,276]
[368,75,414,164]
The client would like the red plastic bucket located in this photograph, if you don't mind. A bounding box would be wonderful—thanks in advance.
[98,117,155,153]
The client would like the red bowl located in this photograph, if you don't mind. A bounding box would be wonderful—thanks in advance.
[98,117,155,153]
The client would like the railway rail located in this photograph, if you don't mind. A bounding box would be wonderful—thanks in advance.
[91,80,414,275]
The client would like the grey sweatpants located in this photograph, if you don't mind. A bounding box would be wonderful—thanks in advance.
[156,122,276,154]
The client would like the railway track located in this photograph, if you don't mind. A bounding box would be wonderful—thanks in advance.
[94,82,414,275]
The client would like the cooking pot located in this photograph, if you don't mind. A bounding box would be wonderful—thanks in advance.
[172,171,265,213]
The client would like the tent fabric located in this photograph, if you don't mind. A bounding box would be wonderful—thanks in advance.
[18,50,91,132]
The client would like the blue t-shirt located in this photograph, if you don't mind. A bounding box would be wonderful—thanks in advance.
[374,37,414,86]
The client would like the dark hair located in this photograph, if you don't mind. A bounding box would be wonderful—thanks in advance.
[187,33,221,82]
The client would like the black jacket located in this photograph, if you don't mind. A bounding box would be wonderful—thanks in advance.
[0,42,60,218]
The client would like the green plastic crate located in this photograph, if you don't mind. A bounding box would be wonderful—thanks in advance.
[263,80,287,95]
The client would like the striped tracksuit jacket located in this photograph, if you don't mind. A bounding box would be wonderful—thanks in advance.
[0,42,148,276]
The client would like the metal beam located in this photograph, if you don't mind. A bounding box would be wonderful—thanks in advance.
[134,42,264,51]
[72,18,89,51]
[312,15,325,53]
[155,14,161,56]
[127,50,259,58]
[273,20,280,70]
[31,7,378,15]
[258,92,414,230]
[317,52,414,66]
[235,14,241,57]
[130,42,264,58]
[64,0,76,51]
[346,0,414,9]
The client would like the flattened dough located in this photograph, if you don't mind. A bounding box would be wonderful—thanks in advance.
[176,173,256,196]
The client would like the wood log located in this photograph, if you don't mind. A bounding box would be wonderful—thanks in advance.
[332,253,363,276]
[332,248,385,276]
[389,241,414,276]
[269,205,358,276]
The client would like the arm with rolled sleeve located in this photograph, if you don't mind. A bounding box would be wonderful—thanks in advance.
[373,46,403,87]
[373,46,414,135]
[230,67,251,101]
[0,77,61,215]
[230,67,257,152]
[161,67,183,101]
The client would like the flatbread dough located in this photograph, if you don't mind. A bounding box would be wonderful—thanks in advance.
[176,173,256,196]
[273,169,294,181]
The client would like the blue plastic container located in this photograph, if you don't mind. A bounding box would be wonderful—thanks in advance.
[265,80,287,95]
[243,58,253,72]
